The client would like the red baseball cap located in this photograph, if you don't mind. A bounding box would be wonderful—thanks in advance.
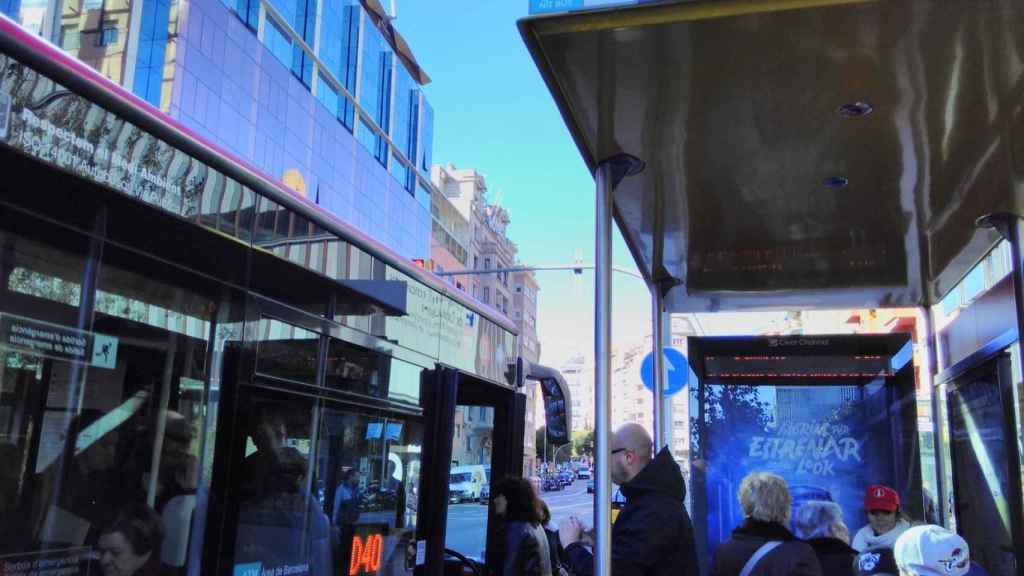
[864,484,900,511]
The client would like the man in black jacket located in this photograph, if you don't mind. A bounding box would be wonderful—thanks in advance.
[558,423,699,576]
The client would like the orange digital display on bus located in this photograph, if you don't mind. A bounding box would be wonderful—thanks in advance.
[348,526,384,576]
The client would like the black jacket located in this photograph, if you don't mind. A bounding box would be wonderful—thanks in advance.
[503,521,550,576]
[807,538,857,576]
[711,519,822,576]
[565,447,699,576]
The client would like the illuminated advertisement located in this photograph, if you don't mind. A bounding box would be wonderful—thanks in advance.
[695,381,895,555]
[689,335,920,561]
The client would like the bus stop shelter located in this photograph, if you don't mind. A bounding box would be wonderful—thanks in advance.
[518,1,1024,574]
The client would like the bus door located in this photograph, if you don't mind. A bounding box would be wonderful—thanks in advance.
[941,354,1024,576]
[415,366,525,575]
[208,295,428,576]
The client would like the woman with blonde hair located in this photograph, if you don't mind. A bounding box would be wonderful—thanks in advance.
[711,472,822,576]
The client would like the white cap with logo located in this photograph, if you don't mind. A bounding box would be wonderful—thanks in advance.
[894,525,970,576]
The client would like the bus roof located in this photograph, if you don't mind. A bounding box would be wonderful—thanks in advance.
[519,0,1024,312]
[0,15,516,334]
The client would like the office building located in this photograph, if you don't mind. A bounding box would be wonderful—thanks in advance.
[3,0,435,259]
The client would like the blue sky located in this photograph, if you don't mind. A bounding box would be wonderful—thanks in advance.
[395,0,654,365]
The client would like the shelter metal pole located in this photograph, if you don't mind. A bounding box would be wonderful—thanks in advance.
[918,305,943,525]
[594,160,614,576]
[652,286,666,451]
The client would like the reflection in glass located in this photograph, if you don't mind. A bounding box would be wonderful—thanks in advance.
[0,209,232,573]
[946,362,1015,576]
[254,318,319,385]
[445,405,494,562]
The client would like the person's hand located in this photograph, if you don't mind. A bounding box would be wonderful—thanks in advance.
[558,516,584,548]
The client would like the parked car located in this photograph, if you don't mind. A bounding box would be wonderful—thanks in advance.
[478,483,490,504]
[542,475,563,492]
[576,467,591,479]
[559,471,573,486]
[587,479,594,493]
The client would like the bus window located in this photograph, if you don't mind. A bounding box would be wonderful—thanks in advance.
[319,406,423,576]
[444,405,495,562]
[0,206,238,571]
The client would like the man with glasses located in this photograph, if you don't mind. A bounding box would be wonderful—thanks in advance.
[558,423,698,576]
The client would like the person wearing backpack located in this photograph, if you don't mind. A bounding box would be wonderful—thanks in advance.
[710,472,823,576]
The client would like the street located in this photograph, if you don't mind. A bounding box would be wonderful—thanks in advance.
[444,477,594,561]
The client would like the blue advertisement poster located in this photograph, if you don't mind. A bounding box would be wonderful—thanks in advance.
[696,380,895,555]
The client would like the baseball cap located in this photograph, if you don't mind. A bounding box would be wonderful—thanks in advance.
[864,484,900,511]
[894,525,970,576]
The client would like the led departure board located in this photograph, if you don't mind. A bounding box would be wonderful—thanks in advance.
[704,354,893,379]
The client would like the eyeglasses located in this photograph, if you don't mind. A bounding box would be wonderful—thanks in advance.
[611,448,627,455]
[867,509,895,516]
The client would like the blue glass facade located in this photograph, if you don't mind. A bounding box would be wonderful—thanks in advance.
[23,0,439,258]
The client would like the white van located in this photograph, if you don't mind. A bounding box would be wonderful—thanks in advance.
[448,465,487,503]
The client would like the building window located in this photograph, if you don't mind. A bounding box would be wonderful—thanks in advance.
[60,25,79,50]
[133,0,174,107]
[473,255,479,270]
[516,285,523,293]
[233,0,258,31]
[318,1,358,128]
[97,21,118,46]
[263,16,293,72]
[357,16,392,165]
[484,258,491,270]
[483,287,490,304]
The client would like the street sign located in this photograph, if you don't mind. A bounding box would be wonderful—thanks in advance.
[640,347,688,396]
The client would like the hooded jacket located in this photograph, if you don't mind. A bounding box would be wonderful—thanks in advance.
[807,537,858,576]
[710,519,822,576]
[565,447,699,576]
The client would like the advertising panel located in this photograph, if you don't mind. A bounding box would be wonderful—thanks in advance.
[696,381,896,555]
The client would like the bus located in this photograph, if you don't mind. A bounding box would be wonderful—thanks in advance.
[0,15,569,576]
[519,1,1024,575]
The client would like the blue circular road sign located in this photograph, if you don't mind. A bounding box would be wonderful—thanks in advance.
[640,348,688,396]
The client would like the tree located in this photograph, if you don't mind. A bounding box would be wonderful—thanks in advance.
[572,428,594,458]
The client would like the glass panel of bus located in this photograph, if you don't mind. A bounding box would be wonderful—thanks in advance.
[444,405,494,563]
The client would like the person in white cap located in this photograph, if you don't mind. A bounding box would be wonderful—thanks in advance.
[893,525,970,576]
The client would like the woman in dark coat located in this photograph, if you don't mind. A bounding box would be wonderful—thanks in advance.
[794,500,858,576]
[711,472,822,576]
[491,477,552,576]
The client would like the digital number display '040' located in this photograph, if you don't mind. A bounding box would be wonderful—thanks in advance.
[349,530,384,576]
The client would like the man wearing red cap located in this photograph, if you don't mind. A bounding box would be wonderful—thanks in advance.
[851,484,912,552]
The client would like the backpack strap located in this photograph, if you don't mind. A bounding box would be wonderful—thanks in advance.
[739,541,783,576]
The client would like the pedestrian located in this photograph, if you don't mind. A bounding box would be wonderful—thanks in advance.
[893,525,970,576]
[492,476,552,576]
[851,485,912,552]
[538,499,569,576]
[794,501,857,576]
[95,503,169,576]
[558,423,698,576]
[710,471,822,576]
